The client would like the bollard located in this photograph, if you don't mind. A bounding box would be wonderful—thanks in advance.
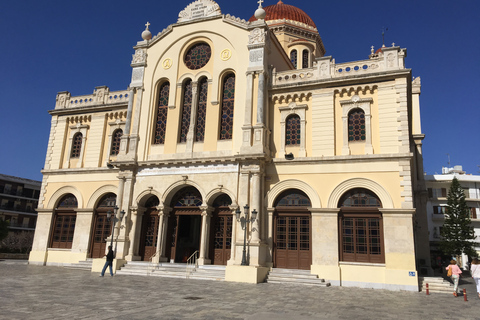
[463,288,467,301]
[426,283,429,295]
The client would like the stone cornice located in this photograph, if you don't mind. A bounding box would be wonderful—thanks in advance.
[49,103,127,116]
[271,69,412,92]
[272,153,413,165]
[41,167,119,176]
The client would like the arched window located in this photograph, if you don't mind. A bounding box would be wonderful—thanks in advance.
[275,189,311,207]
[180,79,193,143]
[110,129,123,155]
[71,133,83,158]
[195,78,208,142]
[338,188,384,263]
[50,194,78,249]
[220,74,235,140]
[348,108,366,142]
[285,114,301,146]
[290,50,298,69]
[302,49,309,68]
[172,186,203,207]
[154,82,170,144]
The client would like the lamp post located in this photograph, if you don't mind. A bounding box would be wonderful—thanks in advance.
[235,204,258,266]
[107,206,125,248]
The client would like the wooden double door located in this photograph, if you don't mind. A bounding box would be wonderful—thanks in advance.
[90,213,112,258]
[209,208,232,265]
[274,211,311,270]
[139,208,160,261]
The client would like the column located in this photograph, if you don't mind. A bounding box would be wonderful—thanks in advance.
[186,81,199,152]
[198,206,212,265]
[241,72,254,150]
[119,87,135,156]
[228,206,238,265]
[250,171,261,243]
[266,207,274,267]
[158,206,171,262]
[256,72,265,125]
[125,206,141,261]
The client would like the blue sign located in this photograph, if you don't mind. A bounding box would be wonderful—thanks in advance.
[409,271,416,277]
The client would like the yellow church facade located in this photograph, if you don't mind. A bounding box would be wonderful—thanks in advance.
[29,0,430,291]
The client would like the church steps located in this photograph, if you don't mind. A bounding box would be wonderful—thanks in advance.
[116,261,225,281]
[266,268,331,287]
[63,259,93,271]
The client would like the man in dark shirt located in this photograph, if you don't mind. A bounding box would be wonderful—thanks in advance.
[100,246,115,277]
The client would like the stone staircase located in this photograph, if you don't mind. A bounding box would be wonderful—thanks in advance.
[265,268,331,287]
[63,259,93,271]
[419,276,454,294]
[116,261,226,281]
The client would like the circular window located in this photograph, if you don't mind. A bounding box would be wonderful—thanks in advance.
[184,43,211,70]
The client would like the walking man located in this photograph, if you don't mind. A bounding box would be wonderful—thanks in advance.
[100,245,115,277]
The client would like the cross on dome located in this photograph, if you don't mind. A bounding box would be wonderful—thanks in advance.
[145,21,151,30]
[257,0,264,8]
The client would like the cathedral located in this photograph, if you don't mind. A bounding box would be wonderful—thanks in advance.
[29,0,430,291]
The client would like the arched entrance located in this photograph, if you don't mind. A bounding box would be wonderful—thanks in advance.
[209,194,232,265]
[166,187,202,263]
[273,189,312,270]
[139,196,160,261]
[338,188,384,263]
[89,193,116,258]
[50,194,78,249]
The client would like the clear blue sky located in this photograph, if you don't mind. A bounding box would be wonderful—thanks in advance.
[1,0,479,181]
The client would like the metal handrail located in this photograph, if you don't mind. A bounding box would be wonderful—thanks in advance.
[148,251,158,275]
[186,250,199,278]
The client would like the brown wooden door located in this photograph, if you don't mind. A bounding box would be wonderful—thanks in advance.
[90,214,111,258]
[139,208,160,261]
[274,214,311,270]
[210,210,232,265]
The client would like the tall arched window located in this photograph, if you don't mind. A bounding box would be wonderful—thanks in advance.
[195,78,208,142]
[273,189,312,269]
[220,74,235,140]
[302,49,309,68]
[338,188,384,263]
[154,82,170,144]
[50,194,78,249]
[285,114,301,146]
[110,129,123,155]
[348,108,366,142]
[290,50,298,69]
[71,133,83,158]
[180,79,193,143]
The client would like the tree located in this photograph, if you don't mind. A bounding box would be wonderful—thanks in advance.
[440,177,477,258]
[0,219,8,243]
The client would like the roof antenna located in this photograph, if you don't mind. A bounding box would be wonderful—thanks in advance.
[382,27,388,47]
[446,153,450,167]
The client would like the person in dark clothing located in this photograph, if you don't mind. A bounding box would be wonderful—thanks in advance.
[100,246,115,277]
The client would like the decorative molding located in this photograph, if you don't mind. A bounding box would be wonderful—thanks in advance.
[266,179,321,208]
[131,49,147,66]
[178,0,221,22]
[327,178,394,209]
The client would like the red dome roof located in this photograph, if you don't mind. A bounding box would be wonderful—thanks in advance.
[249,1,317,29]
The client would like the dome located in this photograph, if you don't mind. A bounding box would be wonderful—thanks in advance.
[248,0,316,29]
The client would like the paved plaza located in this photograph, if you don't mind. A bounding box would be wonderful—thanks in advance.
[0,260,478,320]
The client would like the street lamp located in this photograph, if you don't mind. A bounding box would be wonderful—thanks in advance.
[107,206,125,248]
[235,204,258,266]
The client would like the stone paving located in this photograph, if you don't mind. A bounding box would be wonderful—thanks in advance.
[0,260,478,320]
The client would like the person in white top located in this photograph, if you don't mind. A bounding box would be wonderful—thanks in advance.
[471,258,480,299]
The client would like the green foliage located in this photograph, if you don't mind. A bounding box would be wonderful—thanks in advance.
[0,219,9,242]
[0,231,34,254]
[440,177,477,257]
